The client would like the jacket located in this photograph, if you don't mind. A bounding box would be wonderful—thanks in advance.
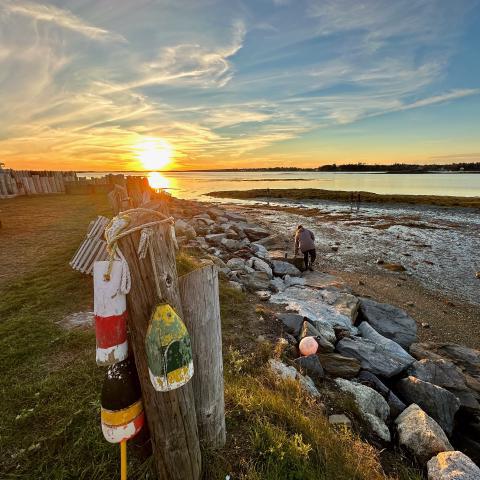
[294,228,315,253]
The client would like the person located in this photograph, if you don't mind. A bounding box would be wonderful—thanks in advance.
[294,225,316,271]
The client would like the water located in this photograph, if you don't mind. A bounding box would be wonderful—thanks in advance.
[78,171,480,200]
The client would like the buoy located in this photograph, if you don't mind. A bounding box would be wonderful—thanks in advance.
[94,261,128,365]
[145,303,193,391]
[101,358,145,444]
[299,336,319,356]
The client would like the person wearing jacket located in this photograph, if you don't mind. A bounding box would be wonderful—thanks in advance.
[294,225,316,271]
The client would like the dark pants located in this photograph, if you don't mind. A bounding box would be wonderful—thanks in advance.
[303,249,316,270]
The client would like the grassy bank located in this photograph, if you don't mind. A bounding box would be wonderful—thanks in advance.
[0,195,422,479]
[208,188,480,209]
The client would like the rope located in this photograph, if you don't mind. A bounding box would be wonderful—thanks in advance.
[103,208,175,298]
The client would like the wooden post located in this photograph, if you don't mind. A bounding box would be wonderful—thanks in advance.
[117,211,201,480]
[179,264,226,448]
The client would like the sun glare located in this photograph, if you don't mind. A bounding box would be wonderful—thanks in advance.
[135,138,173,171]
[148,172,171,190]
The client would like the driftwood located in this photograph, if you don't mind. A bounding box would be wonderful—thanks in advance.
[117,211,201,480]
[179,264,226,448]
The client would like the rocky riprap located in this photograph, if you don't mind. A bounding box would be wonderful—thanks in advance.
[163,198,480,477]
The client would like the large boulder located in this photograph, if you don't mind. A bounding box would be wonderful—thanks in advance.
[271,260,301,277]
[395,404,453,464]
[427,451,480,480]
[221,238,247,251]
[224,211,247,222]
[269,359,320,398]
[318,353,361,379]
[250,242,269,259]
[358,371,406,417]
[335,378,391,442]
[269,277,285,292]
[174,219,196,239]
[294,355,324,381]
[251,257,273,278]
[299,321,334,353]
[359,298,417,348]
[408,359,480,412]
[243,225,270,241]
[226,257,246,270]
[396,376,460,435]
[205,233,227,245]
[336,335,414,378]
[276,313,304,337]
[321,290,360,323]
[240,271,271,291]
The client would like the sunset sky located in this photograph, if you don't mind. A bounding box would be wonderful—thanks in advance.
[1,0,480,171]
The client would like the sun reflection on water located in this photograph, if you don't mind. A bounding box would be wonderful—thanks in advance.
[147,172,172,191]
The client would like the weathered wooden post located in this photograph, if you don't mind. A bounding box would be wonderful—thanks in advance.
[179,264,226,448]
[117,210,201,480]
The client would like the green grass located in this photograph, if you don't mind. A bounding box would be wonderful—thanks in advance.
[208,188,480,209]
[0,195,424,479]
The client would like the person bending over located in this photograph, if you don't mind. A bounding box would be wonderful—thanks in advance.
[294,225,316,271]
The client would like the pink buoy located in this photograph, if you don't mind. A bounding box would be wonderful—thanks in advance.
[299,336,318,356]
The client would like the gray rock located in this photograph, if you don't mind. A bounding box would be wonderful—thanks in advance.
[269,359,320,398]
[269,277,285,292]
[318,353,361,379]
[300,321,334,353]
[284,275,306,287]
[221,238,244,251]
[174,219,197,239]
[427,451,480,480]
[307,319,337,344]
[336,335,414,378]
[329,414,352,428]
[250,242,269,259]
[294,355,324,380]
[240,271,271,291]
[335,378,391,442]
[255,234,286,249]
[205,233,227,245]
[252,257,273,277]
[321,290,360,323]
[272,260,302,277]
[395,404,453,464]
[359,298,417,348]
[226,258,246,270]
[358,371,407,417]
[276,313,304,337]
[256,290,271,301]
[206,207,226,219]
[244,225,271,241]
[224,211,247,222]
[396,376,460,435]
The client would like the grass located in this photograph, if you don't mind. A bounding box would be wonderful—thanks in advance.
[208,188,480,209]
[0,194,424,479]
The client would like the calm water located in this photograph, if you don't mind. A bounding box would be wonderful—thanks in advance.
[78,171,480,200]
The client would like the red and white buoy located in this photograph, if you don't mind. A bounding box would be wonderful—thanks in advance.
[94,260,128,366]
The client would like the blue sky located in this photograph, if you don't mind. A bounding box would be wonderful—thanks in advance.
[1,0,479,170]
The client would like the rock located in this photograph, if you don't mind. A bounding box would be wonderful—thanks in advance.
[422,322,431,328]
[294,355,325,380]
[359,298,417,348]
[410,343,480,381]
[322,292,359,323]
[256,290,271,301]
[269,359,320,398]
[174,219,196,239]
[318,353,361,379]
[329,414,351,427]
[206,207,226,219]
[476,271,480,279]
[358,371,406,417]
[208,255,227,269]
[250,243,269,259]
[243,225,270,241]
[271,260,302,277]
[427,451,480,480]
[240,271,271,291]
[395,404,453,464]
[221,238,245,251]
[255,234,286,249]
[396,376,460,435]
[224,211,247,222]
[383,263,406,272]
[284,274,306,287]
[269,277,285,292]
[408,359,480,411]
[336,335,414,378]
[226,258,246,270]
[276,313,304,337]
[335,378,391,442]
[205,233,227,245]
[299,321,334,353]
[252,257,273,277]
[228,281,243,291]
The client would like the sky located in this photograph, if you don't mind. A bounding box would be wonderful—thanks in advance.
[1,0,480,171]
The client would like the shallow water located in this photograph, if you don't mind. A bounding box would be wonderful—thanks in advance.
[79,170,480,198]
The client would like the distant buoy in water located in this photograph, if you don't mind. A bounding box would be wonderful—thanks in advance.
[145,303,193,392]
[94,261,128,365]
[101,358,145,444]
[299,336,318,356]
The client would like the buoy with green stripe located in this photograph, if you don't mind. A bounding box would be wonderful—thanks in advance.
[101,358,145,444]
[145,303,194,391]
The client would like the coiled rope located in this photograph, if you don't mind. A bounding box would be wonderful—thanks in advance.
[103,208,175,297]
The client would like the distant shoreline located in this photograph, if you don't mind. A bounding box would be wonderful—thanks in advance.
[207,188,480,209]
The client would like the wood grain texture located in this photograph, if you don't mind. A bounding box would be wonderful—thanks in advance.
[179,264,226,448]
[118,211,201,480]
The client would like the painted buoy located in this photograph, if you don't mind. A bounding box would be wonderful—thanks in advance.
[94,261,128,366]
[299,336,319,356]
[101,358,145,444]
[145,303,193,392]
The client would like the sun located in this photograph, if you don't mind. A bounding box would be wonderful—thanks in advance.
[135,138,173,170]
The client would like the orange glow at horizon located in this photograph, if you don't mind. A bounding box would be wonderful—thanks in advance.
[135,138,173,171]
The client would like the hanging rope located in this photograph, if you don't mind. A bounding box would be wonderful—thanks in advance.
[103,208,174,298]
